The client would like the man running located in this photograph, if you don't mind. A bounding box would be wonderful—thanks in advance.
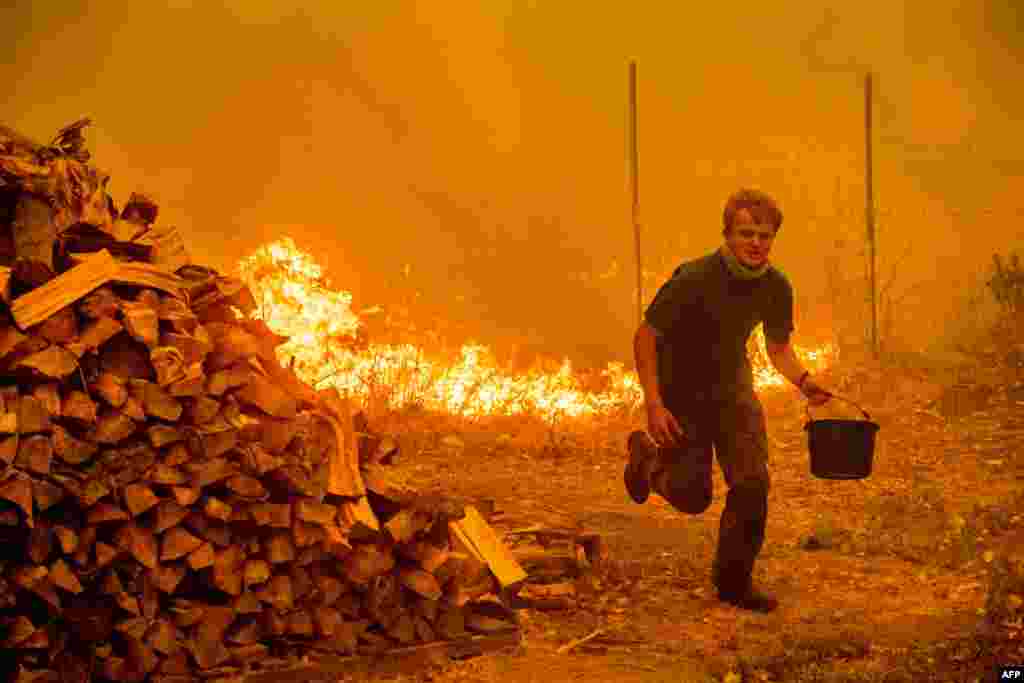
[625,188,831,612]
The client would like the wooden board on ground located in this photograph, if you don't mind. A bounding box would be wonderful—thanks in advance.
[450,506,527,588]
[242,630,521,683]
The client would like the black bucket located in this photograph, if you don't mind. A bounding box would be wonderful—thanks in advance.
[804,395,879,480]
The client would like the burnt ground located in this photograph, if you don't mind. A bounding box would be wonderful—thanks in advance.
[347,360,1024,682]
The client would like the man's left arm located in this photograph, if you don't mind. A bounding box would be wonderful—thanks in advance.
[765,340,831,405]
[764,339,807,387]
[763,276,831,405]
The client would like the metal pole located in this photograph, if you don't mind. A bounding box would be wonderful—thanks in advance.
[629,61,643,324]
[865,72,878,358]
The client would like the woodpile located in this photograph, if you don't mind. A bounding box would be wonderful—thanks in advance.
[0,120,525,682]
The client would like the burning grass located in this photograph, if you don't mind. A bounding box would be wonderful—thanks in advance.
[236,238,836,423]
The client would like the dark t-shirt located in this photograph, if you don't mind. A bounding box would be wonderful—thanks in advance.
[643,249,795,403]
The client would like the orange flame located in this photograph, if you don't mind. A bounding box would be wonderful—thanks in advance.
[236,239,834,421]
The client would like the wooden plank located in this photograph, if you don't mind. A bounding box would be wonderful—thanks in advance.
[451,506,527,589]
[242,631,521,683]
[0,266,10,305]
[340,495,380,532]
[11,249,118,329]
[62,232,153,261]
[449,519,485,564]
[317,406,365,498]
[69,253,186,298]
[135,223,190,272]
[114,261,186,297]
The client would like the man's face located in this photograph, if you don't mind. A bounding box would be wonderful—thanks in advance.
[725,208,776,268]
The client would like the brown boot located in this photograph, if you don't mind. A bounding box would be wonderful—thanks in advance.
[624,430,659,504]
[718,585,779,613]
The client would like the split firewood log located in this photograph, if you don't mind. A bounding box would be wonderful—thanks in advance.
[294,499,336,527]
[149,346,186,386]
[0,473,34,527]
[341,543,395,585]
[243,558,271,587]
[95,541,120,569]
[91,409,136,444]
[226,618,262,646]
[170,486,200,506]
[151,500,189,535]
[114,522,158,569]
[120,300,159,347]
[100,333,155,382]
[79,287,120,319]
[146,618,180,656]
[32,383,60,416]
[160,527,203,562]
[183,396,219,425]
[162,442,190,466]
[16,345,78,379]
[184,512,231,547]
[150,562,186,594]
[205,361,252,396]
[186,541,215,571]
[160,331,211,366]
[123,482,159,517]
[87,503,130,525]
[92,371,128,407]
[211,545,245,596]
[128,379,182,421]
[292,518,325,548]
[71,526,96,566]
[15,434,52,475]
[264,531,296,565]
[31,479,66,509]
[186,457,234,489]
[27,523,53,563]
[203,496,232,522]
[225,473,266,499]
[147,424,184,449]
[62,390,97,423]
[147,463,187,486]
[166,362,205,397]
[53,526,77,554]
[18,395,51,433]
[34,305,78,344]
[248,503,290,528]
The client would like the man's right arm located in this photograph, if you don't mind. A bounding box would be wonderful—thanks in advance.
[633,322,663,409]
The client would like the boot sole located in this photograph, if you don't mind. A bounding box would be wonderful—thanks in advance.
[624,431,656,504]
[718,592,778,613]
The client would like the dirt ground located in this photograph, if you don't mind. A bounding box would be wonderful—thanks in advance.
[352,359,1024,682]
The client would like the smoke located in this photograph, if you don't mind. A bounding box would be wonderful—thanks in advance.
[2,1,1022,364]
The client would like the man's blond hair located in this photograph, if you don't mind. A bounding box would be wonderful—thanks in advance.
[723,188,783,233]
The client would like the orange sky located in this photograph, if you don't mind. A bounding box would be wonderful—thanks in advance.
[2,1,1022,363]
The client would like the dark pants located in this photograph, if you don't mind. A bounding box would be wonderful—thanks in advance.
[652,388,771,593]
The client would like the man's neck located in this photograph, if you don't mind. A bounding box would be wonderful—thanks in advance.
[720,244,770,280]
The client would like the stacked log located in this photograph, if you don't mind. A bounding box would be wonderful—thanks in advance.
[0,121,523,682]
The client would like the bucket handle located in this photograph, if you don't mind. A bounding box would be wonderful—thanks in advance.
[805,393,873,422]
